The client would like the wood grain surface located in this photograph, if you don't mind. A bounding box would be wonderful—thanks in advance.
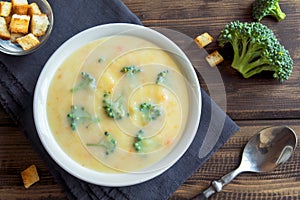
[1,0,300,199]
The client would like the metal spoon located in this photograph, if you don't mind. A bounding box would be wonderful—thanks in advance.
[198,125,298,199]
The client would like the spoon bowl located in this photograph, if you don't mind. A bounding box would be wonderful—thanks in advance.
[241,126,297,173]
[199,125,298,199]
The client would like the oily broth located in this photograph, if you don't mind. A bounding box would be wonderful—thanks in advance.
[47,35,190,173]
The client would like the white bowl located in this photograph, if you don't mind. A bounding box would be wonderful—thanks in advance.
[33,23,201,186]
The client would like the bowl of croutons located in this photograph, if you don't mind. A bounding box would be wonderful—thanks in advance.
[0,0,53,55]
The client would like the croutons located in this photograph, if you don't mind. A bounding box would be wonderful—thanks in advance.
[27,2,41,15]
[206,50,224,67]
[4,15,11,24]
[0,1,12,17]
[9,14,30,34]
[21,165,40,189]
[195,32,214,48]
[16,32,39,50]
[0,16,10,40]
[30,13,49,36]
[194,32,224,67]
[12,0,28,15]
[10,32,23,42]
[0,0,50,50]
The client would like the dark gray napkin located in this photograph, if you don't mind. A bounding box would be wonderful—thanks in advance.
[0,0,239,199]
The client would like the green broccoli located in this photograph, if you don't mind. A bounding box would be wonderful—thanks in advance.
[67,105,99,131]
[120,66,141,74]
[252,0,286,22]
[133,130,144,152]
[71,72,96,92]
[218,21,293,81]
[132,130,160,153]
[156,70,169,84]
[87,131,117,155]
[139,102,161,122]
[102,92,126,120]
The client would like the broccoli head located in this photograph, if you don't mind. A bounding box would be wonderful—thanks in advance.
[218,21,293,81]
[67,105,99,130]
[102,92,126,120]
[71,72,96,92]
[252,0,286,22]
[139,102,161,123]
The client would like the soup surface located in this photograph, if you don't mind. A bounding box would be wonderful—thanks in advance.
[47,35,190,173]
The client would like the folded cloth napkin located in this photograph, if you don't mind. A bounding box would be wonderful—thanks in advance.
[0,0,239,199]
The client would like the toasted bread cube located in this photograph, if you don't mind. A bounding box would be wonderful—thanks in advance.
[16,33,40,50]
[30,14,49,36]
[0,1,12,17]
[10,32,23,43]
[21,165,40,189]
[205,50,224,67]
[4,15,11,25]
[0,16,10,40]
[195,32,214,48]
[9,14,30,34]
[28,3,41,15]
[12,0,28,15]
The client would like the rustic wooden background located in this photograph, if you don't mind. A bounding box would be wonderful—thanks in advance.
[0,0,299,199]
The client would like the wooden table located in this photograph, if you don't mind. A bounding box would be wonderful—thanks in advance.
[1,0,299,199]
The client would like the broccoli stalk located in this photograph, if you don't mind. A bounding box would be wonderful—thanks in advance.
[218,21,293,81]
[102,92,126,120]
[87,131,117,155]
[156,70,169,84]
[139,102,161,123]
[67,105,99,131]
[252,0,286,22]
[71,72,96,92]
[231,39,272,78]
[133,130,144,152]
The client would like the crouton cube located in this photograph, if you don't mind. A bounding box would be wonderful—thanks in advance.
[195,32,214,48]
[0,1,12,17]
[30,14,49,36]
[0,16,10,40]
[205,50,224,67]
[16,33,40,50]
[9,14,30,34]
[21,165,40,189]
[12,0,28,15]
[28,3,41,15]
[10,32,23,43]
[4,15,11,25]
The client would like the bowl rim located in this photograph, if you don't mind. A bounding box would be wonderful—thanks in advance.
[33,23,201,186]
[0,0,54,56]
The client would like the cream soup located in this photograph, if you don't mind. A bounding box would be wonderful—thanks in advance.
[47,35,190,173]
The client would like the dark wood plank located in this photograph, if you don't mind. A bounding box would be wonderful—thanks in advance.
[0,126,66,200]
[0,106,14,125]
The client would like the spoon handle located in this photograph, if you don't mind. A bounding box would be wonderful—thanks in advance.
[199,168,242,198]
